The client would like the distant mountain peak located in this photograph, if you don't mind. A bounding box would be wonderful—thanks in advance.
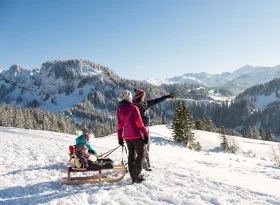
[40,59,108,79]
[234,65,258,75]
[9,64,25,72]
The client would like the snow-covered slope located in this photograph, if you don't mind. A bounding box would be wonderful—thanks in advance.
[235,78,280,110]
[0,125,279,205]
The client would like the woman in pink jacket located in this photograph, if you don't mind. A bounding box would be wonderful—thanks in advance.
[117,90,148,183]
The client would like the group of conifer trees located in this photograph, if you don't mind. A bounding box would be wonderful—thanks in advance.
[243,126,275,141]
[0,105,76,134]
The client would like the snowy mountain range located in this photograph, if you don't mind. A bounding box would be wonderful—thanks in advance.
[146,65,280,95]
[1,125,279,204]
[0,60,118,112]
[0,60,170,135]
[0,59,228,118]
[1,59,280,136]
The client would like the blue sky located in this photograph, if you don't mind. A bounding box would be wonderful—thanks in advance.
[1,0,280,80]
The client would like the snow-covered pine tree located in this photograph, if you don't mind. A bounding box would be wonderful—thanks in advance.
[5,104,15,127]
[183,104,195,147]
[0,106,8,126]
[195,118,203,130]
[205,119,215,132]
[172,101,185,143]
[265,130,274,141]
[42,112,52,131]
[259,128,265,140]
[23,109,34,129]
[13,108,24,128]
[251,125,261,139]
[172,101,196,148]
[247,126,254,139]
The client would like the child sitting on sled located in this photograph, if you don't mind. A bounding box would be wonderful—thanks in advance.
[76,145,98,169]
[76,145,114,170]
[75,132,97,155]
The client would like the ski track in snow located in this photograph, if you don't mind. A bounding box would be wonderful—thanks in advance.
[0,126,280,205]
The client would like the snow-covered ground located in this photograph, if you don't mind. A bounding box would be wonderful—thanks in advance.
[0,125,280,205]
[208,89,234,102]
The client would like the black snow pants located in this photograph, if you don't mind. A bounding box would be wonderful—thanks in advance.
[125,138,145,182]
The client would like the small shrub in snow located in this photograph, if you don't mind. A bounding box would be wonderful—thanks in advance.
[220,127,239,154]
[227,137,239,154]
[189,141,202,152]
[220,127,228,151]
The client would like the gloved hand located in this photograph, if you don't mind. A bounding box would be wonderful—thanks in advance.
[165,94,174,99]
[118,138,124,146]
[143,136,149,144]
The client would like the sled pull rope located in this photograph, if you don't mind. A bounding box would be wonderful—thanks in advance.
[98,146,121,158]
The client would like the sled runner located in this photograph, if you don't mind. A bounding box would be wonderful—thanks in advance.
[62,145,127,185]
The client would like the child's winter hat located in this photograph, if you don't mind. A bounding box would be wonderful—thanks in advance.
[134,88,145,99]
[119,90,132,101]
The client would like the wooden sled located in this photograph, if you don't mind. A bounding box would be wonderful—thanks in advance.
[62,145,127,185]
[62,163,127,185]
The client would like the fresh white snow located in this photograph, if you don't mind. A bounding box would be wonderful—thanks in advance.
[208,90,234,102]
[0,125,280,205]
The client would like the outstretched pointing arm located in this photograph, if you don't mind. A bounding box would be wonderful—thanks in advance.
[147,94,173,108]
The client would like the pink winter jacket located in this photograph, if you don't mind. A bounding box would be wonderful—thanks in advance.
[117,100,148,140]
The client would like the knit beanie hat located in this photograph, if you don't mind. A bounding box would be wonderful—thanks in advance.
[119,90,132,102]
[134,89,145,99]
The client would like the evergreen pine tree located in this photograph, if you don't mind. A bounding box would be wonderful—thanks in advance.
[251,126,261,139]
[6,105,15,127]
[259,128,265,140]
[0,106,8,126]
[205,119,215,132]
[42,112,52,130]
[246,126,253,139]
[14,108,24,128]
[172,101,185,143]
[265,130,274,141]
[195,118,203,130]
[182,104,194,146]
